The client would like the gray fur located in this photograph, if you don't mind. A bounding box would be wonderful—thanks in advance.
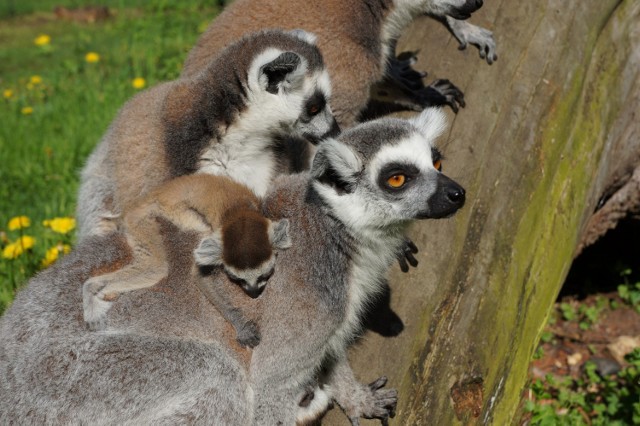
[244,108,465,424]
[77,29,337,241]
[0,232,252,424]
[0,110,464,424]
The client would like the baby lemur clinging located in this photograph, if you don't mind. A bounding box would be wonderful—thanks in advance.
[82,173,291,347]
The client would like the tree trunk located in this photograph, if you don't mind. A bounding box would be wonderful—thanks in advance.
[327,0,640,424]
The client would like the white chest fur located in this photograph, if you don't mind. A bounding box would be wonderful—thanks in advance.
[198,136,275,197]
[327,232,403,355]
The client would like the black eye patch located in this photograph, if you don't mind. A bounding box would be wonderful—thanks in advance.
[304,91,326,117]
[377,163,420,192]
[257,268,274,283]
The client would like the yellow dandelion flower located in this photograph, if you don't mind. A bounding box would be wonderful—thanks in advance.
[17,235,35,250]
[132,77,146,89]
[41,244,71,267]
[8,216,30,231]
[29,75,43,85]
[3,243,21,259]
[85,52,100,63]
[43,217,76,234]
[2,236,36,260]
[3,89,13,99]
[21,106,34,115]
[34,34,51,46]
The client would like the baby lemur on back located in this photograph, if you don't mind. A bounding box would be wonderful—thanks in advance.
[77,29,338,240]
[83,173,291,348]
[0,109,465,425]
[194,108,466,424]
[182,0,497,127]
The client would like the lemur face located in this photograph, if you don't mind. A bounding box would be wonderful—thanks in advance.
[194,218,292,298]
[311,108,465,231]
[245,37,339,145]
[398,0,484,20]
[223,256,277,299]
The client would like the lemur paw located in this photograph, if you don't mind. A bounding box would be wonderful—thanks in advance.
[386,51,427,93]
[418,79,466,113]
[342,377,397,426]
[82,278,114,331]
[397,237,419,273]
[450,20,498,65]
[236,320,261,348]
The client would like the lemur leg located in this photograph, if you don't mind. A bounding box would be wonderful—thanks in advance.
[194,274,260,348]
[82,249,167,330]
[362,46,464,119]
[324,355,397,425]
[445,16,497,65]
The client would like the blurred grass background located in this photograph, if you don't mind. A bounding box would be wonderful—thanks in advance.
[0,1,225,311]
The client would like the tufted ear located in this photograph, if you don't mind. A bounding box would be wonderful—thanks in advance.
[409,108,448,142]
[259,51,303,94]
[194,231,223,266]
[311,138,362,194]
[269,219,292,250]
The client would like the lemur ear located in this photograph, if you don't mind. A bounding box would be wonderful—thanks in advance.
[269,219,292,250]
[288,29,317,45]
[410,108,448,142]
[311,139,362,194]
[260,51,303,94]
[194,231,224,267]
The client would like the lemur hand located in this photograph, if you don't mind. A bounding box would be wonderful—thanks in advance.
[397,238,419,273]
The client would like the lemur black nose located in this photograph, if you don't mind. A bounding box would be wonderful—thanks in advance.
[446,186,465,204]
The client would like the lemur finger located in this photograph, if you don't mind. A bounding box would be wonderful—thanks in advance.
[398,257,409,273]
[368,376,388,390]
[405,251,419,268]
[458,41,467,51]
[406,239,419,254]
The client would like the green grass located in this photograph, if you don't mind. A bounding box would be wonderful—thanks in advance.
[0,1,222,312]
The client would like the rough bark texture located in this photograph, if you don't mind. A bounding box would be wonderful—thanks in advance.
[326,0,640,424]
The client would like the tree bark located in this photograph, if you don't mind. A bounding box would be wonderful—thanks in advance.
[327,0,640,424]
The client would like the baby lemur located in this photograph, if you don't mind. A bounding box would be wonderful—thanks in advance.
[82,173,291,347]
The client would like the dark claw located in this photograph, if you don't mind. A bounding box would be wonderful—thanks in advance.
[458,41,467,50]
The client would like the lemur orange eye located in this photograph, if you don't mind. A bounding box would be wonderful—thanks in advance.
[433,159,442,171]
[308,105,320,115]
[387,174,406,188]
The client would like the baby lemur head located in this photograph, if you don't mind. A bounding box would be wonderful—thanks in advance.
[194,209,291,298]
[310,108,466,233]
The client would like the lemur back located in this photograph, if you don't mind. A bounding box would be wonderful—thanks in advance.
[182,0,495,127]
[77,29,337,241]
[82,173,291,348]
